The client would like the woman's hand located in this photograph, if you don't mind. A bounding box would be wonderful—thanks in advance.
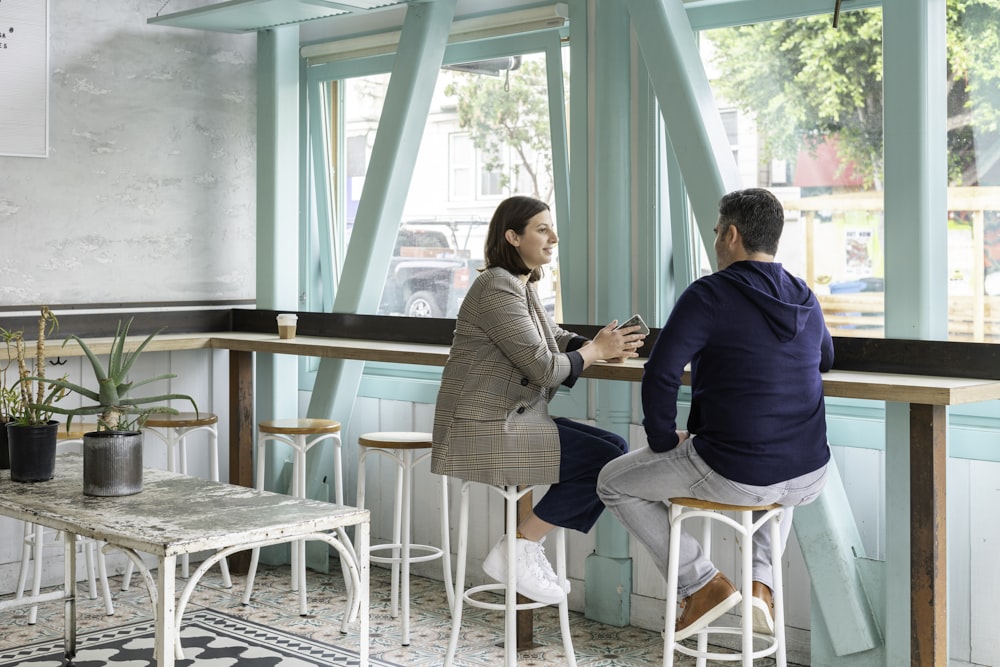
[590,320,647,364]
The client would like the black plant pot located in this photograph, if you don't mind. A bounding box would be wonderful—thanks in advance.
[6,421,59,482]
[0,421,10,470]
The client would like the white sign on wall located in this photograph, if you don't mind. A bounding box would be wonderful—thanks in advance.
[0,0,47,157]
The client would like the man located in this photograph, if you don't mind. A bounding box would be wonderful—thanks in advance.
[597,188,832,639]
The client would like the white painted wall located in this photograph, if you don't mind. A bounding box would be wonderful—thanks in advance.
[0,0,257,306]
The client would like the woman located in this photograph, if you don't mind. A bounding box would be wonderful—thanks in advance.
[431,195,646,604]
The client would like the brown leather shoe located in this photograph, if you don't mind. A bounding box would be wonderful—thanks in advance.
[675,572,741,641]
[751,581,775,635]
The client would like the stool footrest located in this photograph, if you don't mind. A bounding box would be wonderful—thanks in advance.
[369,543,444,565]
[462,582,550,612]
[674,625,780,661]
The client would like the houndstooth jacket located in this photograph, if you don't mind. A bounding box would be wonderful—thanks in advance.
[431,267,583,486]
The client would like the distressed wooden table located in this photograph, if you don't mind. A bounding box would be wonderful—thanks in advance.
[0,453,370,667]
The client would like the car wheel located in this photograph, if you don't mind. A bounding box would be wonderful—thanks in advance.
[405,290,442,318]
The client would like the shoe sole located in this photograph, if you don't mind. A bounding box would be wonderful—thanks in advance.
[674,591,742,642]
[751,597,775,635]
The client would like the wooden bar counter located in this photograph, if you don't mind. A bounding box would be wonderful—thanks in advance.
[38,324,1000,667]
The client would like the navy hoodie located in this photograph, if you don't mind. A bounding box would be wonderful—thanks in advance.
[642,261,833,485]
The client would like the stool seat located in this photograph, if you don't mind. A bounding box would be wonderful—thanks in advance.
[259,418,341,435]
[358,431,432,449]
[144,412,218,429]
[669,497,782,512]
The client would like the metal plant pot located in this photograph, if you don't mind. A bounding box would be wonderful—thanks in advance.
[83,430,143,496]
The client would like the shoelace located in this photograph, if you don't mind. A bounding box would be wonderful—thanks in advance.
[522,542,559,586]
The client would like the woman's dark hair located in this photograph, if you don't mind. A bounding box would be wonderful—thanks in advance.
[484,196,549,283]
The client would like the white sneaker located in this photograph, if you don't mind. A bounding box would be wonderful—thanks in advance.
[482,536,567,604]
[482,536,571,594]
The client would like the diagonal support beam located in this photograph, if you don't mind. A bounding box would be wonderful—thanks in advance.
[622,0,740,270]
[307,0,457,423]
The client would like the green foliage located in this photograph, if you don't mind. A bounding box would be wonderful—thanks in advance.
[707,1,1000,188]
[443,57,562,203]
[31,318,198,432]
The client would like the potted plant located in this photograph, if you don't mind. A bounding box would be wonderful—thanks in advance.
[5,307,68,482]
[35,317,199,496]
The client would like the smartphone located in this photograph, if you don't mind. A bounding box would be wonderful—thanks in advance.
[615,314,650,336]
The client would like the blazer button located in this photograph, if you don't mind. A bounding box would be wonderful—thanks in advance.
[520,377,529,386]
[516,407,525,414]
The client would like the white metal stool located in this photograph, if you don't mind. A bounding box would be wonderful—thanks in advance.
[663,497,786,667]
[444,482,576,667]
[123,411,231,587]
[242,418,357,623]
[356,431,454,645]
[15,424,114,623]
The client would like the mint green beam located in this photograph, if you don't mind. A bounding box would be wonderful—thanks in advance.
[623,0,740,270]
[306,1,457,426]
[255,26,303,565]
[584,0,634,628]
[879,2,948,665]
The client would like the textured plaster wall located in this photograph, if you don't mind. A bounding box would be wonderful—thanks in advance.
[0,1,257,306]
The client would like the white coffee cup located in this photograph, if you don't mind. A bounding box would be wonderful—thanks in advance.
[277,313,298,339]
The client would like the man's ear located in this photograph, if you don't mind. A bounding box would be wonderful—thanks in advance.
[724,223,741,248]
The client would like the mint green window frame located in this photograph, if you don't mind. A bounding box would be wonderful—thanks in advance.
[301,29,572,407]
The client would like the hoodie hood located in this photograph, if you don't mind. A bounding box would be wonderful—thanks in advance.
[716,261,818,342]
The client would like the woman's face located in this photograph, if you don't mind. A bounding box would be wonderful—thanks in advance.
[507,210,558,272]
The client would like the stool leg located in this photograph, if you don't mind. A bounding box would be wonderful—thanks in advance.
[209,423,232,589]
[400,449,414,645]
[95,542,115,615]
[503,488,517,667]
[555,527,578,667]
[15,523,46,625]
[772,510,787,667]
[439,474,455,609]
[294,434,308,615]
[172,428,193,579]
[740,512,754,667]
[696,515,712,667]
[389,451,405,620]
[663,504,682,667]
[328,434,358,610]
[443,481,471,667]
[242,431,269,606]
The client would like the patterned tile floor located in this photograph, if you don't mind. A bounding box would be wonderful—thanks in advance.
[1,562,789,666]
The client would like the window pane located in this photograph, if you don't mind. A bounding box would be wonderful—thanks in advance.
[702,9,886,337]
[947,3,1000,342]
[341,51,564,319]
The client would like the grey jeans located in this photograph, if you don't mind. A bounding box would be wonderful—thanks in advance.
[596,437,828,597]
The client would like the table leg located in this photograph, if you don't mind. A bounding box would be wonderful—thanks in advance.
[155,555,178,667]
[229,349,254,573]
[64,533,78,663]
[358,519,370,667]
[910,403,947,666]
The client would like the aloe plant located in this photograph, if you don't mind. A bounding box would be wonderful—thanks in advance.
[32,318,198,432]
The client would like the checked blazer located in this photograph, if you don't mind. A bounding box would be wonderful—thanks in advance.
[432,267,585,486]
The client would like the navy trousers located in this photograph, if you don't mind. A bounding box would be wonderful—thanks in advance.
[532,417,629,533]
